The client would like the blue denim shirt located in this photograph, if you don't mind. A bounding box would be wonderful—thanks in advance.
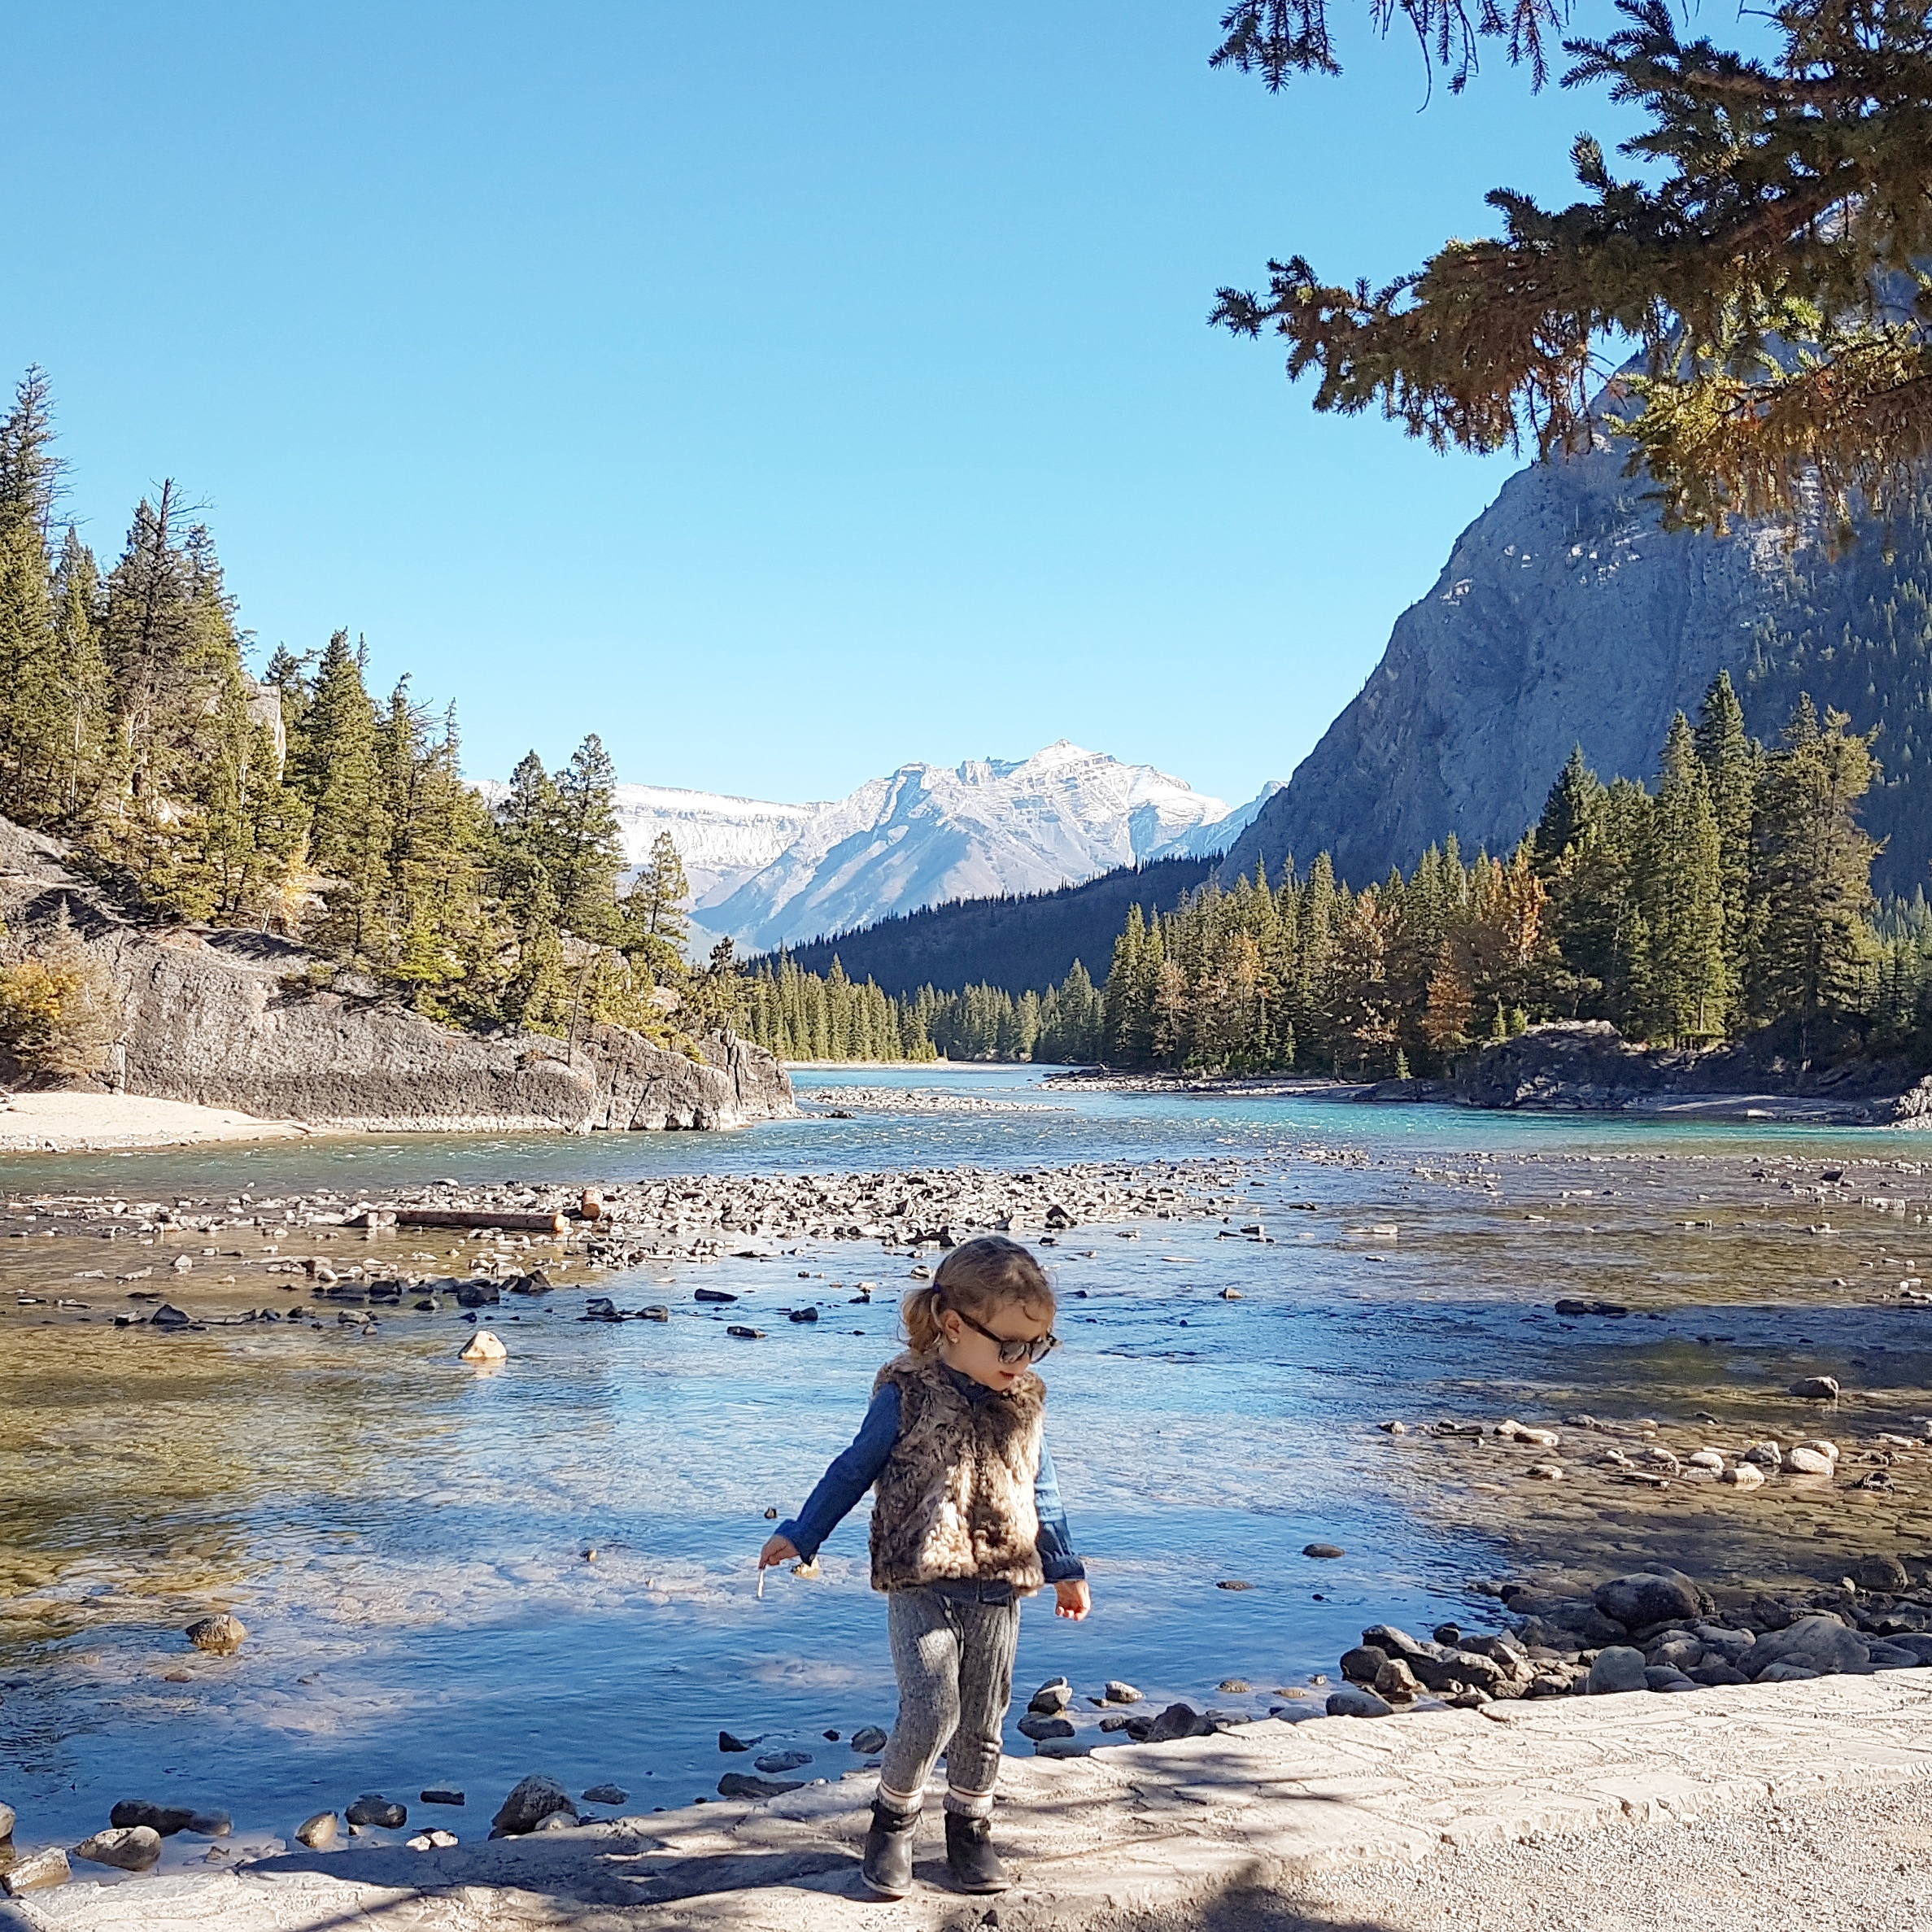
[779,1364,1085,1595]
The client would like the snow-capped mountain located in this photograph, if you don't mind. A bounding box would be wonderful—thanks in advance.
[608,784,821,905]
[692,743,1275,953]
[493,744,1280,953]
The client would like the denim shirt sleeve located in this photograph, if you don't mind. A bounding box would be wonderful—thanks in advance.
[1034,1440,1086,1585]
[778,1382,901,1561]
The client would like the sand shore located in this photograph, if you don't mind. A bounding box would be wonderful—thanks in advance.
[0,1093,316,1154]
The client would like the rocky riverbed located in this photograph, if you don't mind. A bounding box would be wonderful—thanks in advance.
[13,1116,1932,1908]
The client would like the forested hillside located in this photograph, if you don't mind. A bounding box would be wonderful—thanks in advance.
[0,369,740,1065]
[772,857,1212,997]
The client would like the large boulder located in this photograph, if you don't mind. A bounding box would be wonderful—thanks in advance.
[490,1775,577,1837]
[1742,1615,1872,1681]
[1594,1568,1706,1631]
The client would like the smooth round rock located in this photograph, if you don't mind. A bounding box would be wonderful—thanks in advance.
[1585,1646,1650,1694]
[1789,1376,1841,1401]
[1325,1686,1394,1719]
[491,1774,576,1836]
[751,1751,813,1774]
[581,1785,628,1806]
[345,1795,406,1829]
[294,1812,338,1849]
[1303,1542,1345,1559]
[459,1331,507,1363]
[1102,1681,1141,1704]
[72,1826,161,1872]
[849,1726,888,1752]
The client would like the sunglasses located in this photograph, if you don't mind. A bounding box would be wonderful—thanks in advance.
[948,1304,1060,1366]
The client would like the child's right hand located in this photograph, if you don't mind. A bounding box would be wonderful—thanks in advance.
[759,1533,800,1568]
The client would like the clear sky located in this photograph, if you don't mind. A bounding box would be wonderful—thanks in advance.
[4,2,1653,810]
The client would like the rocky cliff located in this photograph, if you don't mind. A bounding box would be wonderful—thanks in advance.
[1219,438,1932,897]
[0,818,795,1132]
[1449,1021,1932,1124]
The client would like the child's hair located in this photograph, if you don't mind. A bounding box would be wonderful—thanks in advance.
[902,1234,1054,1355]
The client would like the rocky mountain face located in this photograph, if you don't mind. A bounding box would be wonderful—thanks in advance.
[1220,434,1790,889]
[695,743,1275,952]
[608,783,819,905]
[0,818,794,1131]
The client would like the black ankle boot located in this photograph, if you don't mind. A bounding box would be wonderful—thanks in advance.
[944,1810,1011,1893]
[861,1799,918,1898]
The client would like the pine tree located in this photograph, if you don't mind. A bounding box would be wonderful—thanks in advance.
[1532,747,1603,875]
[289,631,390,955]
[1643,713,1729,1042]
[550,734,626,943]
[1748,696,1882,1056]
[1693,669,1758,1021]
[42,530,111,822]
[625,831,691,983]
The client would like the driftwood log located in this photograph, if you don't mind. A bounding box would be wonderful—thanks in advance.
[391,1209,569,1234]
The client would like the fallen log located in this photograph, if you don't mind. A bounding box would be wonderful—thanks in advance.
[391,1209,569,1234]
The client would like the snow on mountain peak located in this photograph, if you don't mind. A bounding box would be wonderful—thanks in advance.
[517,744,1280,954]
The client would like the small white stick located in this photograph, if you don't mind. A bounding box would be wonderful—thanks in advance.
[756,1564,766,1600]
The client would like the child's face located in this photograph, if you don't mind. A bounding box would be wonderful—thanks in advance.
[938,1298,1055,1392]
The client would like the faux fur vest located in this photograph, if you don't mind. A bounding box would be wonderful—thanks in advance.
[867,1350,1046,1594]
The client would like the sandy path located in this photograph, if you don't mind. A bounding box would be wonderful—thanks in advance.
[0,1093,315,1153]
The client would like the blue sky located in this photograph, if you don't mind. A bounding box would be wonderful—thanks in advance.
[5,2,1655,809]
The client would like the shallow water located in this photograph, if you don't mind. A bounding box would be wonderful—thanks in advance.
[2,1067,1928,1865]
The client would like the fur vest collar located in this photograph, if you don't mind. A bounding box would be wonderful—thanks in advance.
[867,1350,1045,1594]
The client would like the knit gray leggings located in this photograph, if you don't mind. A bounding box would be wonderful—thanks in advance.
[876,1585,1021,1818]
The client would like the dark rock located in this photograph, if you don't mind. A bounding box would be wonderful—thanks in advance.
[294,1812,338,1849]
[1851,1555,1911,1593]
[695,1289,738,1303]
[1643,1666,1699,1693]
[346,1795,406,1829]
[717,1774,805,1800]
[752,1751,813,1774]
[110,1800,195,1836]
[454,1284,499,1308]
[150,1304,192,1328]
[1743,1614,1871,1679]
[1018,1715,1076,1741]
[531,1809,578,1832]
[1028,1678,1073,1715]
[1101,1681,1141,1704]
[1127,1702,1210,1744]
[1594,1569,1705,1631]
[1432,1625,1463,1647]
[718,1731,758,1753]
[726,1325,765,1340]
[1303,1542,1345,1559]
[490,1774,576,1836]
[419,1789,465,1807]
[582,1785,629,1805]
[1324,1686,1394,1718]
[849,1727,888,1752]
[1688,1663,1751,1688]
[1341,1645,1391,1685]
[1359,1623,1429,1660]
[188,1810,232,1837]
[787,1307,820,1324]
[1789,1376,1842,1401]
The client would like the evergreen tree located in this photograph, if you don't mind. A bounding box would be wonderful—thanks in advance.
[550,734,626,943]
[1643,713,1729,1042]
[1693,669,1758,1018]
[288,631,390,955]
[1748,696,1882,1055]
[625,831,691,983]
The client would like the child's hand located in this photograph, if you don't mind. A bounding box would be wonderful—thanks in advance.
[759,1533,800,1568]
[1053,1580,1091,1621]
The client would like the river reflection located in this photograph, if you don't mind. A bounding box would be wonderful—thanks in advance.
[1,1068,1926,1856]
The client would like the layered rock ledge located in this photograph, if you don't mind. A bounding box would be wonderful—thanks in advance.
[0,818,792,1133]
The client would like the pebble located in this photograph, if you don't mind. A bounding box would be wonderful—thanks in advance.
[1302,1543,1345,1559]
[294,1812,338,1848]
[1786,1445,1836,1474]
[2,1847,70,1895]
[185,1614,246,1655]
[849,1727,888,1752]
[490,1774,576,1836]
[71,1826,161,1872]
[458,1331,507,1363]
[346,1795,406,1828]
[405,1830,460,1850]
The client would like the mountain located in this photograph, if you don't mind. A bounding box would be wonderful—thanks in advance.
[778,856,1217,997]
[608,784,820,905]
[1218,435,1932,901]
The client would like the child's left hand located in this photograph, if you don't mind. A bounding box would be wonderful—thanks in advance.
[1053,1580,1091,1621]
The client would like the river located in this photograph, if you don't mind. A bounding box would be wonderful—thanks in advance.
[2,1066,1925,1873]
